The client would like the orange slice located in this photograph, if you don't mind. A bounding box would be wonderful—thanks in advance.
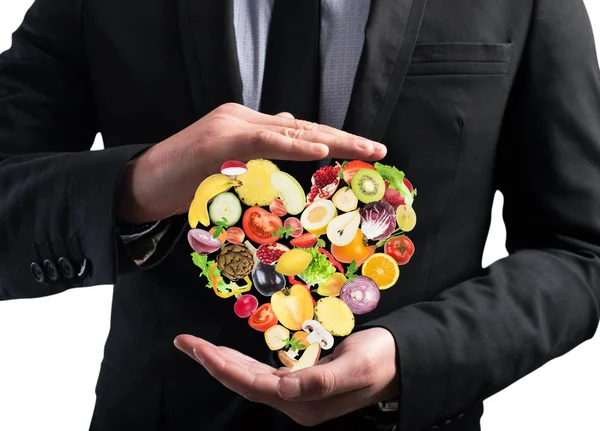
[361,253,400,290]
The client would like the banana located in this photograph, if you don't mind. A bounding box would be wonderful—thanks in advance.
[188,198,200,228]
[189,174,241,227]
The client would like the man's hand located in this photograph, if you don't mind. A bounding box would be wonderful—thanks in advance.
[173,328,399,427]
[116,103,386,223]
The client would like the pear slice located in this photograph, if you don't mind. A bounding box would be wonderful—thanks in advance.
[326,210,361,247]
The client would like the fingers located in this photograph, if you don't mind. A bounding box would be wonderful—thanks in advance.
[275,112,295,119]
[317,354,335,365]
[241,107,387,160]
[198,344,280,404]
[276,353,371,401]
[247,110,341,137]
[216,103,387,167]
[249,127,387,162]
[174,334,203,361]
[250,129,330,161]
[267,127,387,161]
[174,335,281,404]
[219,346,278,374]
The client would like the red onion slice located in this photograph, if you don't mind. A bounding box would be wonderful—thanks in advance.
[188,229,222,255]
[339,276,380,315]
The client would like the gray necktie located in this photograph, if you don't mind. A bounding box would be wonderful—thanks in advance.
[319,0,371,129]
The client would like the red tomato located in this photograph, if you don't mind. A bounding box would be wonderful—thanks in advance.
[242,207,283,244]
[384,236,415,265]
[248,303,278,332]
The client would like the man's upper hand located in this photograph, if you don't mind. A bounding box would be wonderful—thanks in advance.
[115,103,386,224]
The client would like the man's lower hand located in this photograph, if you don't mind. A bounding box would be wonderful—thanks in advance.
[174,327,399,427]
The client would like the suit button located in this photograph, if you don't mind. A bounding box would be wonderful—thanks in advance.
[58,257,75,279]
[30,262,45,283]
[43,259,60,282]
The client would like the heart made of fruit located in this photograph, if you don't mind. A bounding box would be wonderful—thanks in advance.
[187,159,417,370]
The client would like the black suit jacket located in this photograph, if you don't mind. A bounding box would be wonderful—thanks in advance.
[1,0,600,430]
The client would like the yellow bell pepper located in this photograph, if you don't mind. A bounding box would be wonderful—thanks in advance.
[209,263,252,298]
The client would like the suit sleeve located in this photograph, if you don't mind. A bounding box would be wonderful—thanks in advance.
[0,0,180,300]
[362,1,600,429]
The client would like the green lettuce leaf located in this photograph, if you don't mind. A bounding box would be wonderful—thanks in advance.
[374,162,405,191]
[191,252,229,293]
[374,162,414,206]
[298,247,336,286]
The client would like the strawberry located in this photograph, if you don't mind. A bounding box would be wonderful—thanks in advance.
[340,160,375,184]
[382,181,405,209]
[256,243,290,265]
[306,165,341,205]
[290,233,318,248]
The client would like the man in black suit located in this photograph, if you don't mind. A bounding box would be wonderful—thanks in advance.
[1,0,600,430]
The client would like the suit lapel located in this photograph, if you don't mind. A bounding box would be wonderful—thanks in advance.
[344,0,428,142]
[177,0,243,118]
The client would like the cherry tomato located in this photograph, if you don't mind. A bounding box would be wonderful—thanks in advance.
[248,303,278,332]
[384,236,415,265]
[242,207,283,245]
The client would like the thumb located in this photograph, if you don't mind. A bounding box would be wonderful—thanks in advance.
[277,353,370,401]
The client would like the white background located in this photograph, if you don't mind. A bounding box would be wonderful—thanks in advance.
[1,1,599,430]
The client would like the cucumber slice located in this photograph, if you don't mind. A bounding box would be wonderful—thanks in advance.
[209,192,242,227]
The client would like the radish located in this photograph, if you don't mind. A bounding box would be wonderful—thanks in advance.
[220,160,248,177]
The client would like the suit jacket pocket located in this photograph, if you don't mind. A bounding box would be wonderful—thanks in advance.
[408,42,513,76]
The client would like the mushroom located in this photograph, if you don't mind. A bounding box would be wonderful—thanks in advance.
[302,320,334,350]
[285,347,300,360]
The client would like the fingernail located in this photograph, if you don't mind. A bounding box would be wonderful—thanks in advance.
[278,376,302,400]
[192,348,205,365]
[375,142,387,153]
[173,338,184,352]
[312,143,327,154]
[357,140,374,152]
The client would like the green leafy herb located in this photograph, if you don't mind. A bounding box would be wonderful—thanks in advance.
[212,217,229,238]
[345,260,358,282]
[316,238,326,248]
[283,337,307,351]
[272,224,296,239]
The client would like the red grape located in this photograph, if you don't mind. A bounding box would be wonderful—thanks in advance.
[234,294,259,318]
[269,199,288,217]
[284,217,303,238]
[226,227,245,244]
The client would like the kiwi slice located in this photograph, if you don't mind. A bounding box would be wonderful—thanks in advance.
[351,169,385,203]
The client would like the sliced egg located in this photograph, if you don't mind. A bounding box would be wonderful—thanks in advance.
[300,200,338,235]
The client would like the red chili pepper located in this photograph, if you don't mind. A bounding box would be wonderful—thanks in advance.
[288,276,316,305]
[318,248,344,273]
[288,275,303,285]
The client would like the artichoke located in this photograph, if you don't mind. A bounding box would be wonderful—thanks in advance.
[217,243,254,281]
